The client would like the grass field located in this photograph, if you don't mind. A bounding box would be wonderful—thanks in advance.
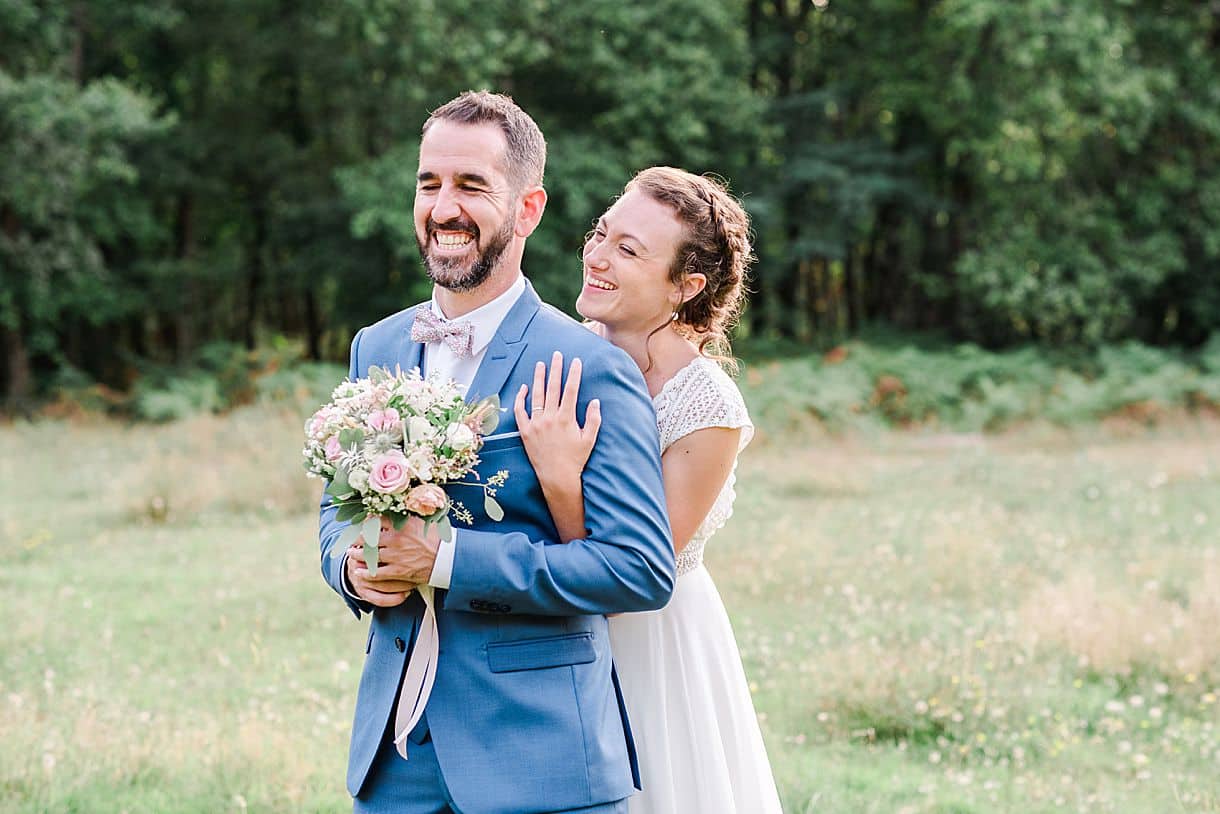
[2,408,1219,813]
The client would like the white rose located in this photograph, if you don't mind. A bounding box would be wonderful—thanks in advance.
[446,422,475,451]
[406,416,434,443]
[407,449,434,482]
[347,467,370,493]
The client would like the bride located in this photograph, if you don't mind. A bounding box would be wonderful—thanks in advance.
[513,167,783,813]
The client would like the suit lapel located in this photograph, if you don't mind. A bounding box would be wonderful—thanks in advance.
[465,281,542,405]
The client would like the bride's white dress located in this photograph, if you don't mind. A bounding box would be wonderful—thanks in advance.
[609,356,783,814]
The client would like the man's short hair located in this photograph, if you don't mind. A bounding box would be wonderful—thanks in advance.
[423,91,546,191]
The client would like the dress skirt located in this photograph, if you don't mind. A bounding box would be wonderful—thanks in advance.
[608,564,784,814]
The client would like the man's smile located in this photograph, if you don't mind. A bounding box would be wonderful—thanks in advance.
[432,231,476,253]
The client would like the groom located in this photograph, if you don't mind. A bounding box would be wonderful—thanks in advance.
[318,91,675,814]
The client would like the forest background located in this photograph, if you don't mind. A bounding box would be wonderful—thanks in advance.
[3,0,1220,417]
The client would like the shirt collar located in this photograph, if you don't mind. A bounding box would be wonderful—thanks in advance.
[429,274,527,356]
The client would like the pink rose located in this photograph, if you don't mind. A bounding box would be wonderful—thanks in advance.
[369,451,412,494]
[324,435,343,462]
[366,407,402,433]
[404,484,448,516]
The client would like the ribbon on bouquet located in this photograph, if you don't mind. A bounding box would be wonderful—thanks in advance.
[392,583,439,760]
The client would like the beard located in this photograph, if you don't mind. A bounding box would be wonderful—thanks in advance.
[416,213,515,292]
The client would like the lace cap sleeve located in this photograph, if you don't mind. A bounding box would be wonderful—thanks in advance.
[654,357,754,453]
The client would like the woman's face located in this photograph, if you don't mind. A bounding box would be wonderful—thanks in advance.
[576,188,687,331]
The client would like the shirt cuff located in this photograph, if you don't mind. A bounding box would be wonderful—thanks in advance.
[428,530,458,590]
[339,551,362,600]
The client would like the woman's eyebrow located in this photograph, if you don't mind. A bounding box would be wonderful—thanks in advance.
[600,216,648,251]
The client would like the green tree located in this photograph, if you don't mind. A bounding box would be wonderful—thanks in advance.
[339,0,762,320]
[0,1,166,401]
[742,0,1220,346]
[5,0,1220,402]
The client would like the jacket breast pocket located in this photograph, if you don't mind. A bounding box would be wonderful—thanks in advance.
[469,433,544,527]
[486,633,596,673]
[479,431,523,455]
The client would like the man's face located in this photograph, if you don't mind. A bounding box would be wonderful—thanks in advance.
[414,121,517,292]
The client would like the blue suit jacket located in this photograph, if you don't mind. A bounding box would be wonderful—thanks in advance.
[318,281,675,814]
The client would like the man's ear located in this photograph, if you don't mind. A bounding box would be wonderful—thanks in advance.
[514,186,548,238]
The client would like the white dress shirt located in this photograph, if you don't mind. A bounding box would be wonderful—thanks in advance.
[422,274,526,589]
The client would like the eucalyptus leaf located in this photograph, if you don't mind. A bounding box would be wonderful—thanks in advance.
[484,495,504,522]
[361,515,382,577]
[437,513,453,543]
[330,464,351,491]
[333,523,362,558]
[365,539,380,577]
[325,474,346,498]
[335,501,363,523]
[325,483,356,501]
[338,428,365,448]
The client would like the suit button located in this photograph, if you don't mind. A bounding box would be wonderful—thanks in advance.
[498,604,511,613]
[394,636,405,652]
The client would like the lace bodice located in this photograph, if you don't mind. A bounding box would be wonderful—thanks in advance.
[652,356,754,577]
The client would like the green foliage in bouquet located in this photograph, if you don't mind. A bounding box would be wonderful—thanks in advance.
[307,366,506,576]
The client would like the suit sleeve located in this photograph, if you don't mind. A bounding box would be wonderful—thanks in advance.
[318,327,374,619]
[444,349,676,616]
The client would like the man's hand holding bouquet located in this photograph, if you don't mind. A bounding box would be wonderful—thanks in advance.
[304,365,509,757]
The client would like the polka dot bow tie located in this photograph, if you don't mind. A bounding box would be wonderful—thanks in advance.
[410,308,475,357]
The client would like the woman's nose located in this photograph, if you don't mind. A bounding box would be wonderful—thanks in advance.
[583,241,610,269]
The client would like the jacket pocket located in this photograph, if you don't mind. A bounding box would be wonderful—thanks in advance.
[480,431,523,454]
[486,632,596,673]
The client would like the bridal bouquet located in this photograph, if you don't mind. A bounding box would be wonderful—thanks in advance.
[303,365,508,576]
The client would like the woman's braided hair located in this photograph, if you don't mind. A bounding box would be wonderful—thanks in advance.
[625,167,753,373]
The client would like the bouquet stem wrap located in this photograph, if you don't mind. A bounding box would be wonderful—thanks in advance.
[392,584,438,760]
